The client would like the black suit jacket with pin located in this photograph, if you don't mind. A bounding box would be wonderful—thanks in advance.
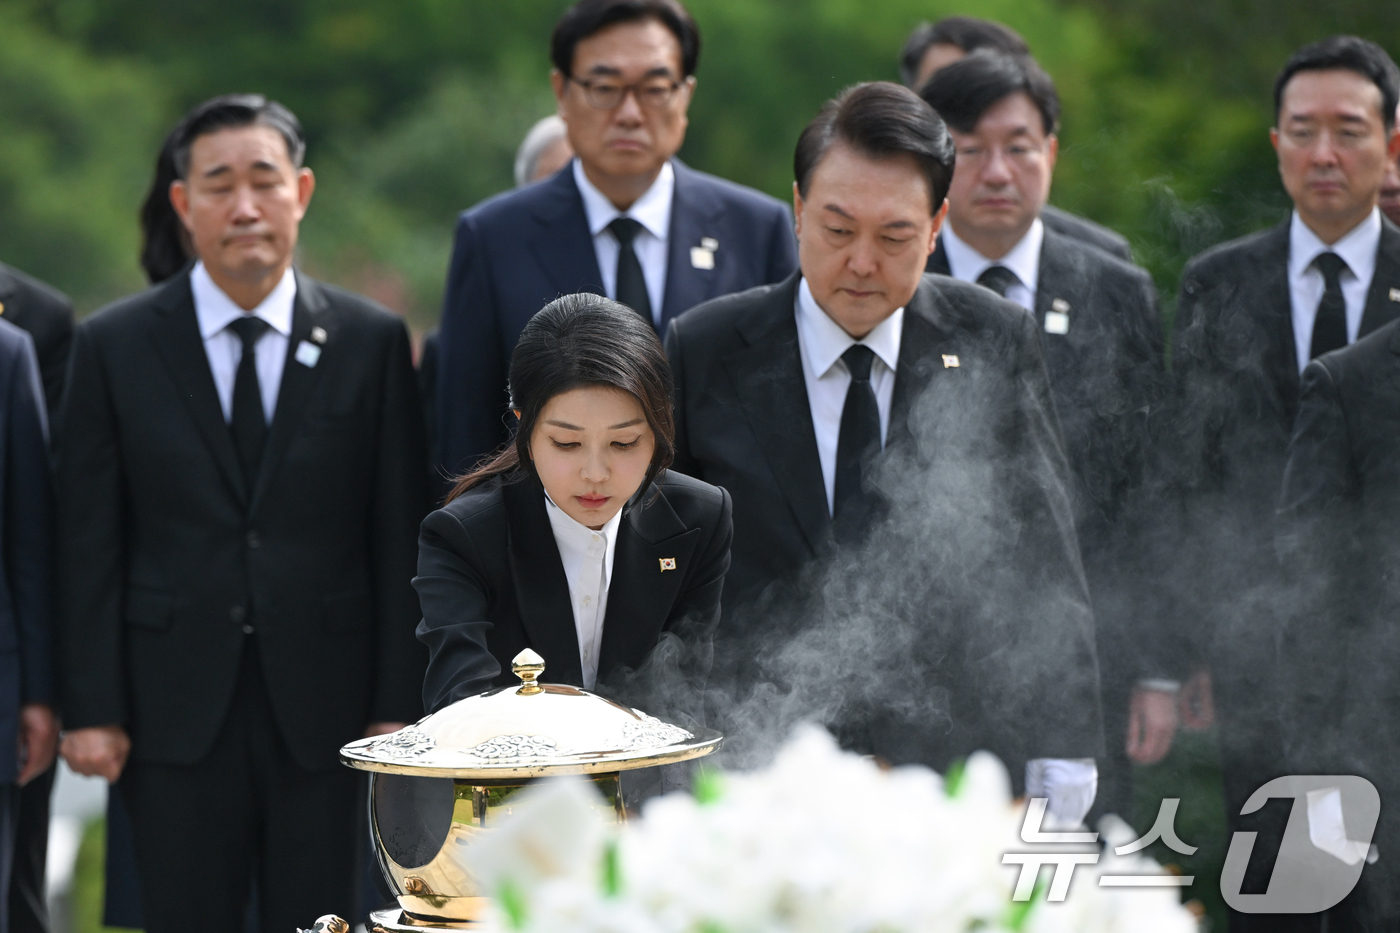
[414,470,732,714]
[931,229,1170,682]
[0,261,75,422]
[664,271,1103,778]
[56,269,430,770]
[436,159,797,476]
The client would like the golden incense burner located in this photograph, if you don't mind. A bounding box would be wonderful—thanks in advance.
[323,649,722,932]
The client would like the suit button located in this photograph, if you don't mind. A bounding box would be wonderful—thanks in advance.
[230,605,246,623]
[246,530,261,549]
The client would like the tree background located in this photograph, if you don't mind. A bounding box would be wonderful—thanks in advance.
[3,0,1396,344]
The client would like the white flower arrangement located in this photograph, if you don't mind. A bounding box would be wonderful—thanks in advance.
[463,726,1199,933]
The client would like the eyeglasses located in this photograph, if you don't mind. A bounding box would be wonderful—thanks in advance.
[569,76,686,112]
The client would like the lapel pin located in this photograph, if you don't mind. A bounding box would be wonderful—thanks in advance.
[1052,298,1070,312]
[1390,288,1400,303]
[1045,298,1071,335]
[295,340,322,368]
[942,354,960,369]
[659,557,677,572]
[310,326,328,345]
[0,302,5,315]
[690,246,715,270]
[700,237,719,251]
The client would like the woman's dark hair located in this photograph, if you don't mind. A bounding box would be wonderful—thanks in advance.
[551,0,701,79]
[920,50,1061,137]
[139,129,194,284]
[1274,36,1399,132]
[446,293,676,502]
[899,16,1030,88]
[794,82,956,214]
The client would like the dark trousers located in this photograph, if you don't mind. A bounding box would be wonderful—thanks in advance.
[121,639,359,933]
[7,766,51,933]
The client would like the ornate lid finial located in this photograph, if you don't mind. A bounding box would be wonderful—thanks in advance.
[512,648,546,695]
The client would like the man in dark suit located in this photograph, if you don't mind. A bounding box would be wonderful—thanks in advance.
[437,0,797,476]
[56,95,428,933]
[0,264,69,933]
[666,82,1102,819]
[919,51,1170,820]
[1171,36,1400,932]
[1277,318,1400,930]
[0,320,55,933]
[898,15,1133,262]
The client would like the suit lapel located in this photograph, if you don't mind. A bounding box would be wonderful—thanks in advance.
[888,278,956,451]
[725,275,832,554]
[597,484,701,678]
[146,274,246,506]
[248,273,329,514]
[528,165,606,299]
[1361,219,1400,337]
[1258,223,1301,410]
[503,479,585,686]
[660,160,724,329]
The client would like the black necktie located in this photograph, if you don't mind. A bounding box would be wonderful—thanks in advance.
[833,344,881,541]
[1309,252,1349,359]
[228,315,271,486]
[977,264,1021,298]
[608,217,653,324]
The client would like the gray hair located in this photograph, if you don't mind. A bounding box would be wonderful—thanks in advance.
[514,115,570,188]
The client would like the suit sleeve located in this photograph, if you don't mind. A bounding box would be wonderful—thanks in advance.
[369,318,432,724]
[663,318,699,478]
[438,212,510,476]
[414,509,501,713]
[55,323,128,729]
[6,334,54,707]
[1274,360,1355,771]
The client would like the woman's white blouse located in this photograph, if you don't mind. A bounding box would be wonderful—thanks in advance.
[544,492,622,690]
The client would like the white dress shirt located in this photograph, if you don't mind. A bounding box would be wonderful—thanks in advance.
[574,158,673,327]
[1288,208,1381,373]
[191,261,295,423]
[942,219,1044,312]
[794,278,902,516]
[544,491,623,691]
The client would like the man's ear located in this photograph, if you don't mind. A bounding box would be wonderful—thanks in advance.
[928,200,949,253]
[169,180,193,232]
[1387,125,1400,161]
[792,181,805,237]
[550,69,568,117]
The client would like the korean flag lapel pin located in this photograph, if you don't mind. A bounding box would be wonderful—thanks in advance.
[659,557,677,572]
[296,326,327,368]
[690,237,718,270]
[1390,287,1400,303]
[1045,298,1071,335]
[942,354,960,369]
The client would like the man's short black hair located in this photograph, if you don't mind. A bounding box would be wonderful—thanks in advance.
[899,16,1030,88]
[172,93,305,179]
[551,0,701,79]
[794,82,956,214]
[919,51,1060,137]
[1273,35,1400,133]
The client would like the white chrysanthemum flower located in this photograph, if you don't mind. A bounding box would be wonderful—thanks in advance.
[475,724,1199,933]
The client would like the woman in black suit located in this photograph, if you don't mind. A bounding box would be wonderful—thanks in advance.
[414,293,732,716]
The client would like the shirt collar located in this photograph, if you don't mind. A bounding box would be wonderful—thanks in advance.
[1289,208,1381,283]
[573,158,675,241]
[941,218,1044,294]
[544,489,624,562]
[191,261,296,340]
[795,277,903,380]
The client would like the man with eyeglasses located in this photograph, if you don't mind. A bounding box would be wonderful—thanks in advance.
[436,0,797,477]
[919,52,1169,824]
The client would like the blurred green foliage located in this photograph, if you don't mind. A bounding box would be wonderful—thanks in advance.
[0,0,1394,337]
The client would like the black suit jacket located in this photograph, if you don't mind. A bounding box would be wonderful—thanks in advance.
[0,262,75,422]
[0,321,53,784]
[1276,319,1400,903]
[56,270,430,770]
[1043,205,1132,262]
[1171,218,1400,659]
[437,159,798,475]
[931,229,1169,681]
[414,470,732,714]
[665,272,1102,779]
